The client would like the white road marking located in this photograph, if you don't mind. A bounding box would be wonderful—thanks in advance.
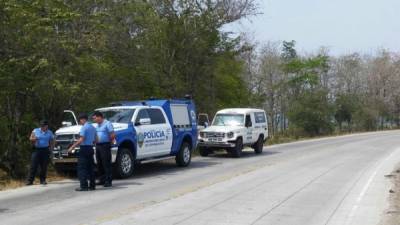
[344,148,399,225]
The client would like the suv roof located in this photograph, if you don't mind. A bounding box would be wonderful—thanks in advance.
[216,108,265,114]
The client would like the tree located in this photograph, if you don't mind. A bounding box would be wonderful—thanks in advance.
[334,94,359,131]
[0,0,259,178]
[288,90,334,136]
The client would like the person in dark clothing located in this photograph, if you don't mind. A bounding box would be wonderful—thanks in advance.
[27,120,54,185]
[68,114,97,191]
[92,111,115,187]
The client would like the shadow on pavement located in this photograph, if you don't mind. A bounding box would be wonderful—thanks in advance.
[206,149,281,159]
[132,159,221,179]
[51,150,279,185]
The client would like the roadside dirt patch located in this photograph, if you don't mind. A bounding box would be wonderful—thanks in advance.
[380,166,400,225]
[0,169,67,191]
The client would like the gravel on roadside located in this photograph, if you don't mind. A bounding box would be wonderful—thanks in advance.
[380,165,400,225]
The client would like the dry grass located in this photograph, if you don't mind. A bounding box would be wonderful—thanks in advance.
[0,168,68,191]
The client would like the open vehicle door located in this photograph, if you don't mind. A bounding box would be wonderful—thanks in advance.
[62,110,78,127]
[197,113,209,131]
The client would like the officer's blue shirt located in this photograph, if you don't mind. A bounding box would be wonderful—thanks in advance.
[79,122,96,146]
[96,120,114,143]
[33,128,54,148]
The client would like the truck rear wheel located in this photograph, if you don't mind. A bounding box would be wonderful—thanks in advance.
[199,147,210,157]
[230,138,243,158]
[254,136,264,154]
[114,148,134,178]
[176,142,192,167]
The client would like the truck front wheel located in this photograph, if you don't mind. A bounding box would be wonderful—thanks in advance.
[114,148,134,178]
[176,142,192,167]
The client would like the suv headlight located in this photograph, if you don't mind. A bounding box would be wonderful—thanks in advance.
[227,132,234,138]
[199,132,205,138]
[73,134,79,141]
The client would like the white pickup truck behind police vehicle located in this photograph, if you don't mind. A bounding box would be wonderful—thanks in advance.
[53,98,198,178]
[198,108,268,157]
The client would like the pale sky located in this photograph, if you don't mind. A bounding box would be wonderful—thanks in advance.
[228,0,400,55]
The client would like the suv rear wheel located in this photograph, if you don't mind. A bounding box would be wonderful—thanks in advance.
[253,135,264,154]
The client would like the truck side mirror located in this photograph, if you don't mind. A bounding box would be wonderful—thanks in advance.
[62,121,73,127]
[135,118,151,126]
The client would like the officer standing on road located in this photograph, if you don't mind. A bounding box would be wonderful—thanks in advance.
[68,114,97,191]
[93,111,115,187]
[26,120,54,185]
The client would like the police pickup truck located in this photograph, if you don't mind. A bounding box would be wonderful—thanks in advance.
[53,98,198,178]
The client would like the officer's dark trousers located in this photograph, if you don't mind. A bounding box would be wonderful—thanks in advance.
[28,148,50,183]
[77,146,95,188]
[96,142,112,185]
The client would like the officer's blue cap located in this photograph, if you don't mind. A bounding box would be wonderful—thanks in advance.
[40,120,49,126]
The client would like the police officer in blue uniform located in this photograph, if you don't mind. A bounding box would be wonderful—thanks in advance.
[68,114,97,191]
[93,111,115,187]
[27,120,54,185]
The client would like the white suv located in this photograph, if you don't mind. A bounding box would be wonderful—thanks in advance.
[198,108,268,157]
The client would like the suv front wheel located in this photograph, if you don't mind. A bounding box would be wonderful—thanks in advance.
[230,137,243,158]
[199,147,210,157]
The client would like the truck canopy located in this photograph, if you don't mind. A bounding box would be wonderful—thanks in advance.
[110,99,196,128]
[111,99,198,153]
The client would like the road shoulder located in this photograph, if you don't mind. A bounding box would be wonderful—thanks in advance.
[380,164,400,225]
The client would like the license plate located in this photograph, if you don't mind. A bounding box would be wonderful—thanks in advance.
[54,158,77,163]
[208,138,220,142]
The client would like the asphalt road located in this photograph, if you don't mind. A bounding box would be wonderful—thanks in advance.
[1,131,400,225]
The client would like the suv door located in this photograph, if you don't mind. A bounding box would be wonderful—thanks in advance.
[197,113,209,131]
[244,114,253,144]
[62,110,78,127]
[251,112,260,142]
[254,111,267,141]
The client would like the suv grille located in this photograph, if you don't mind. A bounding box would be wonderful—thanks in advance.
[54,134,77,157]
[204,132,225,138]
[56,134,75,141]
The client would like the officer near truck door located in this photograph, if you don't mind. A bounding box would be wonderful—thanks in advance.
[93,111,115,187]
[26,120,54,185]
[68,114,97,191]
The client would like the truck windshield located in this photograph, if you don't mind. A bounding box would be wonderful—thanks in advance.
[97,109,135,124]
[212,114,244,126]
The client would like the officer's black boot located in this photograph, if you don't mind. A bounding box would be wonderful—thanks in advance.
[75,187,89,191]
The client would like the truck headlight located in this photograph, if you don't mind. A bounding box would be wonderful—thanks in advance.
[199,132,205,138]
[227,132,234,138]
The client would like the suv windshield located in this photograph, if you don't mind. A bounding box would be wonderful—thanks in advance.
[212,114,244,126]
[96,109,135,124]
